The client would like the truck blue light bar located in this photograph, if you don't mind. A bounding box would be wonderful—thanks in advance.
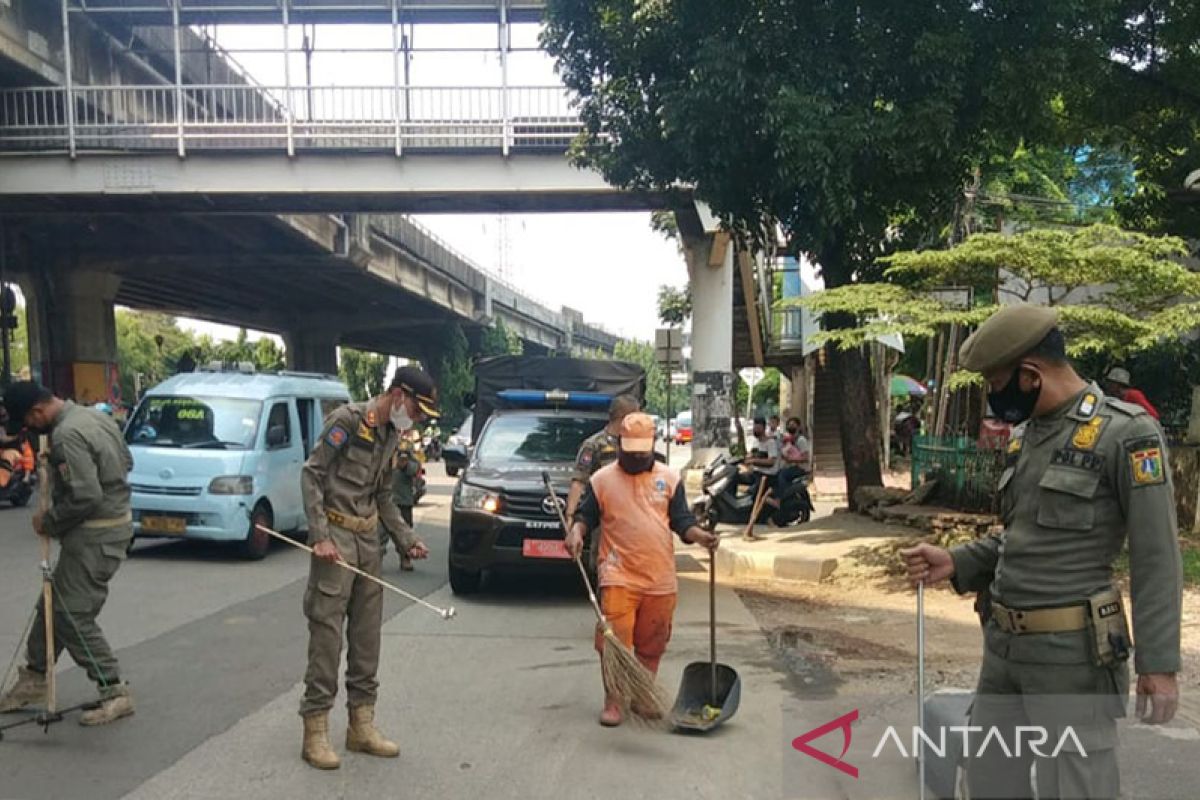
[496,390,612,409]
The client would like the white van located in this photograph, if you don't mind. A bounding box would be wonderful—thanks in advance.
[125,369,351,558]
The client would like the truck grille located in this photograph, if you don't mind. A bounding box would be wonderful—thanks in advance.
[500,489,560,521]
[132,483,203,498]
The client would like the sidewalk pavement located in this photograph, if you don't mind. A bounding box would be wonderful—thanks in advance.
[712,511,912,586]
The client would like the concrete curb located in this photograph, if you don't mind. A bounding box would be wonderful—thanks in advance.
[713,543,838,584]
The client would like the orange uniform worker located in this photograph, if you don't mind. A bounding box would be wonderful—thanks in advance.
[565,412,719,727]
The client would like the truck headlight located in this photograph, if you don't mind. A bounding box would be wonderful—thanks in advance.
[456,482,500,513]
[208,476,254,495]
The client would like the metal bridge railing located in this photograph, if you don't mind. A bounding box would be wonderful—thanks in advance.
[0,84,581,155]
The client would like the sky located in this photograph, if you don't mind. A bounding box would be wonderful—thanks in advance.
[176,21,687,345]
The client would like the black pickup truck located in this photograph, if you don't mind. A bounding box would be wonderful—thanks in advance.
[447,356,644,594]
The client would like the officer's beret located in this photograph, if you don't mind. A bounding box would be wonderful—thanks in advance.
[959,305,1060,373]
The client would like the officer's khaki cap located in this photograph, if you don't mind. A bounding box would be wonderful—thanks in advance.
[959,305,1060,373]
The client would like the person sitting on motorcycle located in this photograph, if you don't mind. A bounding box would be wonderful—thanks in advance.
[778,416,810,476]
[738,417,781,508]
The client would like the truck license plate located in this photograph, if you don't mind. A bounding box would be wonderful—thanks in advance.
[522,539,570,559]
[141,515,187,535]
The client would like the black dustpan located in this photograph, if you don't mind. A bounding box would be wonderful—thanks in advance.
[671,550,742,733]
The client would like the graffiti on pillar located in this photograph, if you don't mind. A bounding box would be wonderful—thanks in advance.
[692,370,733,450]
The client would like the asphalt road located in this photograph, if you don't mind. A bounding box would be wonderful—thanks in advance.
[0,465,797,800]
[2,464,1195,799]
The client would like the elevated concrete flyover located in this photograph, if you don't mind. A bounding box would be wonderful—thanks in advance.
[9,209,619,400]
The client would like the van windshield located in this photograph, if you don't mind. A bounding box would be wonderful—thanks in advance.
[474,414,604,466]
[126,396,263,449]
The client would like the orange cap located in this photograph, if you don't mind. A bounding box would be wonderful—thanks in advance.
[620,412,656,453]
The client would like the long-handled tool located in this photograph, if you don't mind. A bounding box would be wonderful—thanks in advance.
[742,479,772,541]
[37,442,55,718]
[917,580,926,800]
[540,472,670,721]
[670,546,742,733]
[255,525,456,620]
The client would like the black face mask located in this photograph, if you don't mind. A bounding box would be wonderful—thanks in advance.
[987,366,1041,424]
[618,451,654,475]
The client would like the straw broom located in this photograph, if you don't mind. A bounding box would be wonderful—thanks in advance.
[541,473,670,723]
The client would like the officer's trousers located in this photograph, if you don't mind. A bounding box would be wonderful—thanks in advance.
[26,526,130,695]
[300,524,384,716]
[967,622,1128,800]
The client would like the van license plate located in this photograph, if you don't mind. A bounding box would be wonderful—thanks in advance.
[142,515,186,535]
[522,539,570,559]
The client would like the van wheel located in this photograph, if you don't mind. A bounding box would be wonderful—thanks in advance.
[240,503,272,560]
[445,465,459,478]
[449,563,482,595]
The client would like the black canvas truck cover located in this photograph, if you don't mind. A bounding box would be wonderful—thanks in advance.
[471,356,646,442]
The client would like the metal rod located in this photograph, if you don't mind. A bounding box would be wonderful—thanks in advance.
[709,546,717,705]
[60,0,76,158]
[38,439,55,715]
[256,525,456,620]
[917,581,926,800]
[499,0,510,157]
[281,0,295,157]
[391,0,402,156]
[172,0,186,157]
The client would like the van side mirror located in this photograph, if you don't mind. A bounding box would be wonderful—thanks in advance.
[266,425,288,448]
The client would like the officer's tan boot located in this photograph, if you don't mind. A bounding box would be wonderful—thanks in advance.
[80,683,135,726]
[0,667,46,713]
[301,712,341,770]
[345,705,400,758]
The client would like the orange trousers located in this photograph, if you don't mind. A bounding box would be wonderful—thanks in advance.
[594,587,677,675]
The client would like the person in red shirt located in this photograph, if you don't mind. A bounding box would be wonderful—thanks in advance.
[1104,367,1160,420]
[566,412,719,727]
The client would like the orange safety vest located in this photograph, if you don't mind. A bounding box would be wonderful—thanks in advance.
[589,462,681,596]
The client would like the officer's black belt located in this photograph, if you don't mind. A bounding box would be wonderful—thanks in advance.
[991,602,1087,634]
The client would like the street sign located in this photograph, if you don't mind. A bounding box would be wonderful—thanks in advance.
[739,367,765,385]
[655,327,684,368]
[670,372,688,386]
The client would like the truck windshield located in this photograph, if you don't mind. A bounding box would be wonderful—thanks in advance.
[125,396,263,450]
[474,415,604,466]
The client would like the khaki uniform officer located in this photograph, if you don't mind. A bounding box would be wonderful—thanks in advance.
[0,383,136,726]
[903,306,1182,800]
[565,393,641,521]
[299,366,438,770]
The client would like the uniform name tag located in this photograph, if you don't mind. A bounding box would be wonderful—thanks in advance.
[1051,449,1106,472]
[1098,602,1121,618]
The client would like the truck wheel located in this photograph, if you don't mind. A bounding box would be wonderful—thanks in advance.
[449,563,482,595]
[240,503,272,560]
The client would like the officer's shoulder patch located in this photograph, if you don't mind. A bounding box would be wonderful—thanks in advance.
[57,461,70,482]
[356,422,375,443]
[578,447,594,468]
[1128,444,1165,486]
[326,425,349,448]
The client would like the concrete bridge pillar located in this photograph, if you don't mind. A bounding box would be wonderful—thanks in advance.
[683,230,734,466]
[285,329,339,376]
[22,267,121,404]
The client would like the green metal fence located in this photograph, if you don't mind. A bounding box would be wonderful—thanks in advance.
[910,435,1007,514]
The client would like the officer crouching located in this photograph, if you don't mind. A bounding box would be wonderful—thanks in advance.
[903,305,1183,800]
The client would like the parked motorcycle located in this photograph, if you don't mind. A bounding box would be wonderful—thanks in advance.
[693,454,813,529]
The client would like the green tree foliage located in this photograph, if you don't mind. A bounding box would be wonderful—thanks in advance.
[656,285,692,327]
[792,223,1200,362]
[480,319,524,357]
[542,0,1127,499]
[436,323,475,432]
[338,348,389,402]
[612,339,689,419]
